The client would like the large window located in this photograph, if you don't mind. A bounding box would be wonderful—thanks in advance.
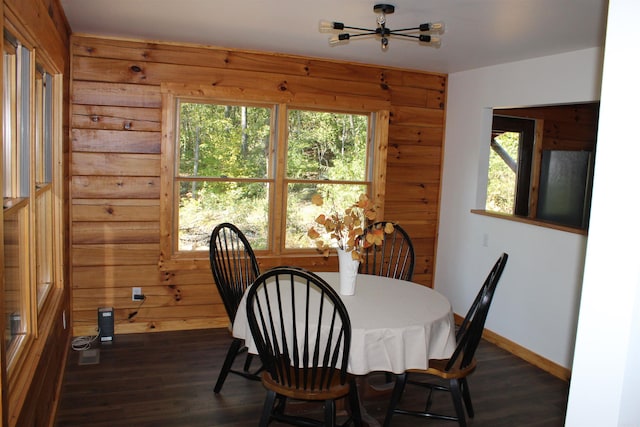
[2,29,61,370]
[163,89,388,257]
[3,31,31,364]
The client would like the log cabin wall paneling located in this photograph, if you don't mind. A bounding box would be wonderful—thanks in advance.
[2,0,71,426]
[70,35,447,336]
[497,103,599,152]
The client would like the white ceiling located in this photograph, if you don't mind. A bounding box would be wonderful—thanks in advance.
[59,0,608,74]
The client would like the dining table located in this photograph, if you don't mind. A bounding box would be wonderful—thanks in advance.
[232,271,457,426]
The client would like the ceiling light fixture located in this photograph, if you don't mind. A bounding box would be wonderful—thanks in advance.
[319,4,444,52]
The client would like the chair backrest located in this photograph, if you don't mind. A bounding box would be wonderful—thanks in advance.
[246,267,351,391]
[209,223,260,323]
[360,222,416,281]
[446,252,508,371]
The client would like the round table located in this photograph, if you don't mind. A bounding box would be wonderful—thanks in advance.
[232,272,456,376]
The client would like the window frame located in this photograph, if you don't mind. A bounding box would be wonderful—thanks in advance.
[490,115,536,217]
[1,24,64,378]
[174,98,276,253]
[476,105,597,234]
[160,84,390,266]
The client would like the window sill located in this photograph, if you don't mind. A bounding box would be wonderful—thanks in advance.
[470,209,588,235]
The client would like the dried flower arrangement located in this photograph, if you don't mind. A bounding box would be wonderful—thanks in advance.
[307,193,394,261]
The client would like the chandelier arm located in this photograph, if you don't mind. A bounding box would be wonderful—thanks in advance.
[387,33,421,40]
[343,25,378,33]
[387,26,422,33]
[346,32,380,38]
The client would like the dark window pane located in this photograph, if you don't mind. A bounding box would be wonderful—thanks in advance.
[537,150,593,228]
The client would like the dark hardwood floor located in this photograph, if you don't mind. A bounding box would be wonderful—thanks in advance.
[54,328,569,427]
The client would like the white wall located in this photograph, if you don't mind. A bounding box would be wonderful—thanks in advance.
[436,47,603,368]
[566,0,640,424]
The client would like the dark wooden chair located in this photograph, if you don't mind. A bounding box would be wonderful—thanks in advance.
[209,222,262,393]
[246,266,362,427]
[360,222,415,281]
[383,253,509,427]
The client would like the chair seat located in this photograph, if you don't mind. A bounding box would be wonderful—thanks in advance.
[408,357,477,380]
[262,367,352,401]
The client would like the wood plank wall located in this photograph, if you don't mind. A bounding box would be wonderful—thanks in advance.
[70,35,447,336]
[3,1,71,426]
[498,103,599,151]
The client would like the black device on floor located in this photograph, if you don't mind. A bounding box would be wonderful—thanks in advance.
[98,307,114,344]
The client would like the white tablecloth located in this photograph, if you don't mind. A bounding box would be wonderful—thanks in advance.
[232,272,456,376]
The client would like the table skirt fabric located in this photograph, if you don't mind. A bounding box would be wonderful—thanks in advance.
[233,272,457,376]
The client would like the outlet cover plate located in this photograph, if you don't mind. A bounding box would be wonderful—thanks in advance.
[132,287,142,301]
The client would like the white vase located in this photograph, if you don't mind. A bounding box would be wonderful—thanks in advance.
[337,248,360,296]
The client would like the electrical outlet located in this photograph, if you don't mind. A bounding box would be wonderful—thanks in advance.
[132,287,143,301]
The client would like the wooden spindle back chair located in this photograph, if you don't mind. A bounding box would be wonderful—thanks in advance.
[384,253,509,427]
[246,266,362,427]
[360,222,415,281]
[209,222,262,393]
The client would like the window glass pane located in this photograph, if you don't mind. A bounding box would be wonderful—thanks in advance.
[35,67,52,185]
[287,110,368,181]
[43,72,53,183]
[18,45,30,198]
[3,45,16,199]
[178,102,271,179]
[35,67,43,183]
[286,183,367,249]
[537,150,593,228]
[36,189,53,309]
[4,207,28,361]
[486,131,519,214]
[178,181,269,251]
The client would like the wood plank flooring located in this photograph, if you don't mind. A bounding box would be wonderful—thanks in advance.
[54,328,569,427]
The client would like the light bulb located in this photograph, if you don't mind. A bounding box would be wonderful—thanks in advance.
[419,35,441,48]
[329,33,350,46]
[420,21,445,34]
[319,20,344,33]
[429,21,445,34]
[429,36,441,48]
[380,37,389,52]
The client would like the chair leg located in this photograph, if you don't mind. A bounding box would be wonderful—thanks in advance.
[347,378,363,427]
[243,353,255,373]
[214,338,242,393]
[259,390,277,427]
[460,378,474,418]
[274,395,287,415]
[448,379,467,427]
[383,373,407,427]
[324,399,336,427]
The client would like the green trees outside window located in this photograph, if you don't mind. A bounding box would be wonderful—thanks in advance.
[486,131,519,214]
[176,101,371,252]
